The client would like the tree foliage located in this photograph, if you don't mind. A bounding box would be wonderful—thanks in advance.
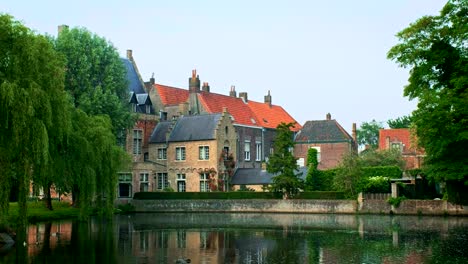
[54,27,134,134]
[387,0,468,186]
[356,120,383,149]
[267,122,303,198]
[387,115,412,129]
[0,14,70,225]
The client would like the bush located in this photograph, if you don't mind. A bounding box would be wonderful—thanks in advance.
[362,166,402,179]
[361,176,391,193]
[116,203,135,214]
[387,196,406,208]
[133,192,282,200]
[294,191,345,200]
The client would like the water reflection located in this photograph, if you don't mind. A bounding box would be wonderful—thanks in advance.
[1,213,468,263]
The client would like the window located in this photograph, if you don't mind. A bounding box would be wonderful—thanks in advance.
[244,141,251,161]
[223,147,230,160]
[132,103,137,113]
[199,146,210,160]
[133,130,142,155]
[391,142,403,152]
[146,104,151,114]
[175,147,186,161]
[140,173,149,192]
[255,141,262,161]
[157,173,168,190]
[118,173,132,198]
[311,146,321,162]
[157,148,167,160]
[200,173,210,192]
[177,174,186,192]
[225,126,228,135]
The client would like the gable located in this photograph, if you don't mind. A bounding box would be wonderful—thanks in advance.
[296,120,352,142]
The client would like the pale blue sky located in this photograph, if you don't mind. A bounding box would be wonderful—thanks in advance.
[2,0,447,133]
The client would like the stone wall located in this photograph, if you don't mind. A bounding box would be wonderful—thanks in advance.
[131,199,468,216]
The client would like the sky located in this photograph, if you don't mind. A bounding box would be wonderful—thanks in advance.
[2,0,448,134]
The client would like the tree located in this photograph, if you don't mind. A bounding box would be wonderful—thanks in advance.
[360,149,406,170]
[0,14,71,224]
[356,120,383,149]
[387,0,468,202]
[54,27,134,134]
[305,148,322,191]
[387,115,412,129]
[267,122,303,198]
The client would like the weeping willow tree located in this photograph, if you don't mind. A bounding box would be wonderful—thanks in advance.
[0,14,69,225]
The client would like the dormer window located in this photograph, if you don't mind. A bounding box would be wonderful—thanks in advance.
[132,103,137,113]
[146,104,151,114]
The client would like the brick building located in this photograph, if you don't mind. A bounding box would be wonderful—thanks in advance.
[378,128,425,170]
[294,113,357,170]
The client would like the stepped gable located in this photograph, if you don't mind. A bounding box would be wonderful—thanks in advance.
[155,84,189,106]
[247,100,302,131]
[198,91,260,127]
[168,113,222,142]
[149,121,172,144]
[296,119,352,142]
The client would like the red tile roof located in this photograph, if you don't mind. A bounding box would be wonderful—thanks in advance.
[247,101,302,131]
[155,84,188,106]
[198,92,260,127]
[153,83,300,130]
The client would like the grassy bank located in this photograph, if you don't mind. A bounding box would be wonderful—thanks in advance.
[7,201,80,224]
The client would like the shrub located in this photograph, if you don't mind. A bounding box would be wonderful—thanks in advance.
[361,176,391,193]
[387,196,406,208]
[116,203,135,214]
[362,166,402,179]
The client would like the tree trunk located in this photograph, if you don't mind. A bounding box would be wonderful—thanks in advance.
[72,184,80,208]
[44,183,53,211]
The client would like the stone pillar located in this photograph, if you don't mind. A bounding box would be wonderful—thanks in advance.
[391,182,399,198]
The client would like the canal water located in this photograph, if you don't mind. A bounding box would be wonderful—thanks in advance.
[1,213,468,263]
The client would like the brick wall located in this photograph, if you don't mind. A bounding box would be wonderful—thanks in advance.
[294,142,352,169]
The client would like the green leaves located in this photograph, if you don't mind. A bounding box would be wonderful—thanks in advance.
[356,120,383,149]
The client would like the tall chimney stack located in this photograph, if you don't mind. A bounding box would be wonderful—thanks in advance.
[239,92,248,103]
[126,49,133,60]
[189,69,200,93]
[352,123,357,151]
[264,90,272,106]
[150,72,155,85]
[202,82,210,92]
[326,113,331,120]
[229,86,237,97]
[58,25,69,35]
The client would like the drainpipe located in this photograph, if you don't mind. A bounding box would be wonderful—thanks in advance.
[261,128,265,161]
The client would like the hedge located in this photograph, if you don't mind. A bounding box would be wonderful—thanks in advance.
[362,166,402,179]
[133,191,345,200]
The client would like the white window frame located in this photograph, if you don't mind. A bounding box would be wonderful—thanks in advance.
[157,173,168,190]
[177,174,186,192]
[157,148,167,160]
[200,173,210,192]
[199,146,210,160]
[255,141,262,161]
[175,146,186,161]
[146,104,151,114]
[244,140,251,161]
[139,172,149,192]
[118,173,132,198]
[133,130,143,155]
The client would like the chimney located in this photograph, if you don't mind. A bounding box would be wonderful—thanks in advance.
[202,82,210,92]
[57,24,69,35]
[126,49,133,60]
[189,69,200,93]
[239,92,248,103]
[264,90,272,106]
[229,85,237,97]
[352,123,357,151]
[326,113,331,120]
[150,73,155,85]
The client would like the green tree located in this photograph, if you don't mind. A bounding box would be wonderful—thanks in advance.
[54,26,134,134]
[267,122,303,198]
[305,148,322,191]
[333,153,363,198]
[387,0,468,200]
[360,149,406,170]
[356,120,383,150]
[387,115,412,129]
[0,14,70,224]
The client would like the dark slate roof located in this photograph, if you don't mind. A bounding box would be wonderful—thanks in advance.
[122,58,146,94]
[129,91,137,104]
[149,121,172,143]
[295,120,353,143]
[231,167,307,185]
[168,114,222,142]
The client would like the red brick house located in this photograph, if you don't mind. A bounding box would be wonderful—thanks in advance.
[294,113,357,170]
[378,128,425,170]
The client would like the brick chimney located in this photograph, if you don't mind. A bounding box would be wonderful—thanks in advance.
[229,85,237,97]
[239,92,248,103]
[264,90,272,106]
[326,113,331,120]
[58,25,69,35]
[150,72,155,85]
[352,123,357,151]
[126,49,133,60]
[189,69,200,93]
[202,82,210,92]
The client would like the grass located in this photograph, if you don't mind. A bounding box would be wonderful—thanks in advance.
[7,201,80,224]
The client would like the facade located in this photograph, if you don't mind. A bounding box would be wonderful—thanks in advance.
[378,128,425,170]
[149,110,236,192]
[294,113,357,170]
